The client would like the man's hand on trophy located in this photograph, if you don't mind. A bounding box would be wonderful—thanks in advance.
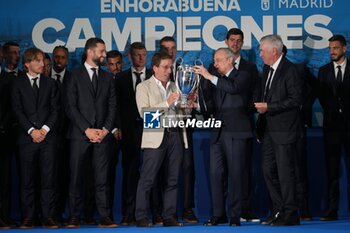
[167,92,180,107]
[186,90,198,109]
[194,65,213,81]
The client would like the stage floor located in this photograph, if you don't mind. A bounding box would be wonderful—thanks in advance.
[7,219,350,233]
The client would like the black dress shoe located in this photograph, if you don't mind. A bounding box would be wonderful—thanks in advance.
[43,218,59,229]
[229,218,241,226]
[20,218,34,229]
[3,216,17,228]
[163,217,183,227]
[182,209,199,223]
[300,209,312,221]
[136,218,152,227]
[241,211,260,222]
[152,214,163,225]
[261,212,279,225]
[271,217,300,226]
[320,210,338,221]
[99,217,118,228]
[0,217,10,229]
[83,217,97,225]
[66,216,80,228]
[203,216,228,226]
[120,215,136,226]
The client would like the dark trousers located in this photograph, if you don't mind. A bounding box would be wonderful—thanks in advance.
[19,141,56,219]
[295,126,310,212]
[262,132,298,219]
[135,131,183,221]
[108,139,120,218]
[120,125,142,218]
[68,138,111,218]
[182,129,195,210]
[55,137,70,218]
[0,131,16,218]
[242,138,254,213]
[210,134,246,219]
[324,132,350,212]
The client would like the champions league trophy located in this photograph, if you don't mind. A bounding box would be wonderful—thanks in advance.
[175,58,202,107]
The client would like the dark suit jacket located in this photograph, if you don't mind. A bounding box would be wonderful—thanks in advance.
[209,69,253,143]
[114,68,152,131]
[65,66,116,140]
[295,63,318,127]
[318,59,350,143]
[0,69,25,133]
[11,74,59,144]
[258,57,303,144]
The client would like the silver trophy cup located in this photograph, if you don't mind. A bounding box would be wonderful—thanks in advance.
[175,58,202,107]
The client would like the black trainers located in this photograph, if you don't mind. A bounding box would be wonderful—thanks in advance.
[182,209,199,223]
[98,217,118,228]
[0,217,10,230]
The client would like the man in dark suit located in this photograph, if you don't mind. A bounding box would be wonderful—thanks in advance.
[114,42,157,226]
[65,37,117,228]
[255,35,302,226]
[224,28,260,222]
[195,48,253,227]
[282,45,317,221]
[318,34,350,221]
[106,49,124,221]
[0,41,24,228]
[12,47,60,229]
[49,45,72,224]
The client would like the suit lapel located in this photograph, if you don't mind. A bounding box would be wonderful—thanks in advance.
[81,66,95,97]
[267,58,284,101]
[24,75,37,103]
[96,69,105,99]
[38,76,47,104]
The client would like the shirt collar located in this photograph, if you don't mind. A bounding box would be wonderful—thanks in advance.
[5,67,19,74]
[51,68,66,79]
[131,66,146,74]
[225,67,234,77]
[333,58,347,69]
[234,55,241,69]
[271,54,283,71]
[84,62,98,71]
[27,73,40,80]
[153,75,170,90]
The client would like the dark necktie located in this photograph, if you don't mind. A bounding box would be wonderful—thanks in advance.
[263,67,274,102]
[91,68,98,93]
[233,62,237,71]
[32,77,39,100]
[55,74,62,84]
[336,65,342,84]
[134,72,142,89]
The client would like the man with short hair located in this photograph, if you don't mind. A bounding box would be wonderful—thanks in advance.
[255,34,302,226]
[65,37,117,228]
[106,50,123,76]
[195,48,253,227]
[114,42,156,226]
[135,51,185,227]
[318,34,350,221]
[0,41,24,228]
[224,28,260,222]
[160,36,199,223]
[12,47,60,229]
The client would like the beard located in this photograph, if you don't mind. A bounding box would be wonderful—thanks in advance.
[93,56,105,66]
[331,53,344,62]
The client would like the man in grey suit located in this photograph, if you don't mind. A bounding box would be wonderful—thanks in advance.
[135,51,187,227]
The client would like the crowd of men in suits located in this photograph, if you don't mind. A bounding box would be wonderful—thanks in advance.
[0,28,349,229]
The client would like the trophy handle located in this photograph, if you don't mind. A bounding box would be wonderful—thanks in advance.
[194,59,203,66]
[175,57,184,66]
